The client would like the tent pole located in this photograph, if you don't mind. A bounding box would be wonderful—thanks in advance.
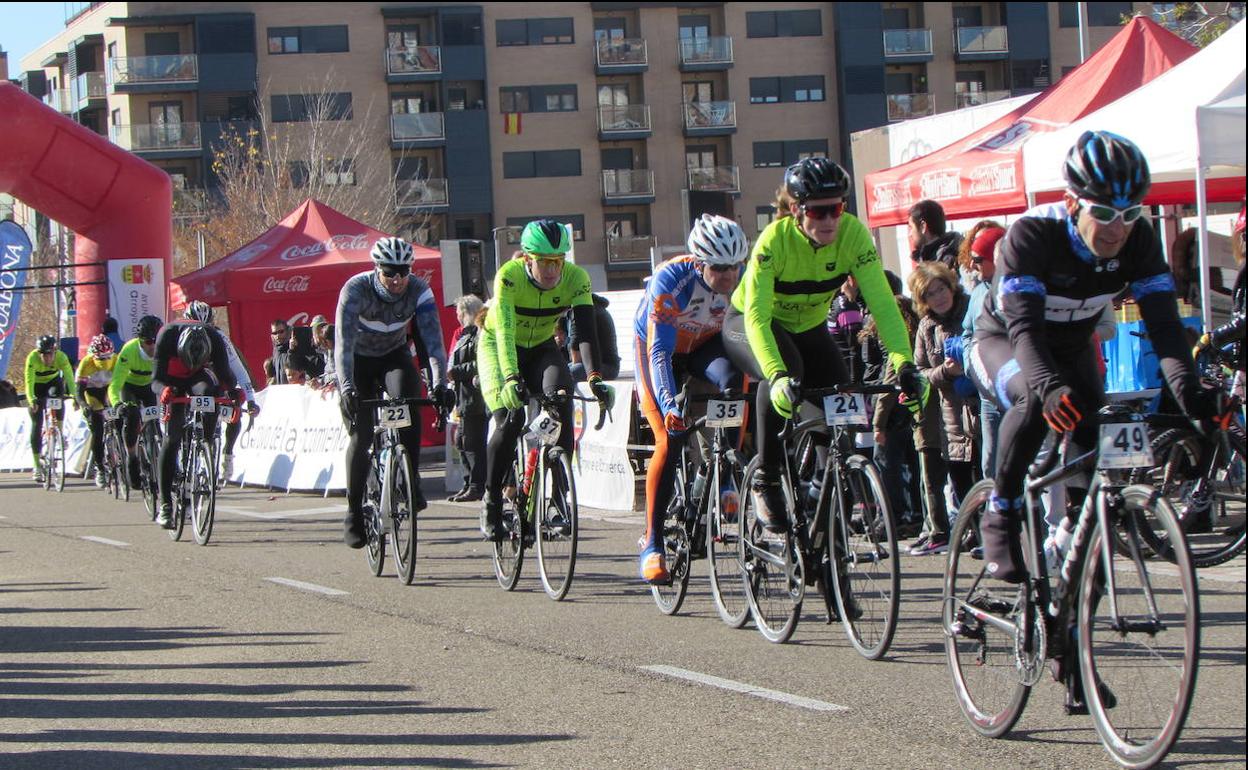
[1077,3,1088,63]
[1195,160,1212,332]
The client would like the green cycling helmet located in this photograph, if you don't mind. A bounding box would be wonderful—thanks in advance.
[520,219,571,256]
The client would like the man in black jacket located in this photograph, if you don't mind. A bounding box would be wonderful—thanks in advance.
[908,199,963,272]
[567,293,620,381]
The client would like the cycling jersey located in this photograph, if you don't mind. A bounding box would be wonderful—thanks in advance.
[335,270,446,393]
[731,214,913,382]
[153,320,239,391]
[221,335,256,402]
[24,349,75,405]
[635,255,738,417]
[485,257,593,376]
[75,355,116,410]
[109,338,155,406]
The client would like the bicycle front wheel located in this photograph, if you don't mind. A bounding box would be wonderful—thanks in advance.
[190,442,216,546]
[830,455,899,660]
[1078,485,1199,769]
[739,456,802,644]
[708,452,750,629]
[50,428,65,492]
[389,447,420,586]
[141,429,160,520]
[535,448,578,601]
[943,480,1031,739]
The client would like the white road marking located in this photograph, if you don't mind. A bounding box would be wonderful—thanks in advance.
[265,577,349,596]
[218,504,346,520]
[81,536,130,547]
[641,665,848,713]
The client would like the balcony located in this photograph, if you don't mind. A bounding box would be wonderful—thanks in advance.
[682,101,736,137]
[883,28,933,62]
[597,104,651,140]
[687,165,740,194]
[601,169,655,205]
[111,122,202,155]
[385,45,442,82]
[395,177,449,212]
[595,38,647,74]
[678,36,733,71]
[109,54,199,91]
[42,88,71,113]
[173,189,210,221]
[886,92,935,122]
[71,72,106,110]
[955,89,1011,109]
[954,25,1009,60]
[389,112,445,147]
[605,234,655,269]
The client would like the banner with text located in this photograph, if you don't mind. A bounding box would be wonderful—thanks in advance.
[569,381,634,512]
[107,259,167,339]
[229,384,350,491]
[0,221,33,381]
[0,405,90,471]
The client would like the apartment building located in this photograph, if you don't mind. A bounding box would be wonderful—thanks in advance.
[15,2,1163,289]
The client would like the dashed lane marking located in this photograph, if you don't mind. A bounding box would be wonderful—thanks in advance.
[81,536,130,547]
[264,577,349,596]
[640,665,848,713]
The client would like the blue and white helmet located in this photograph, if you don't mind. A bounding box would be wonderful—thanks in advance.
[686,214,748,266]
[1063,130,1151,208]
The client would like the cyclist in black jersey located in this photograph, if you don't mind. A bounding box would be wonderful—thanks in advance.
[968,131,1217,583]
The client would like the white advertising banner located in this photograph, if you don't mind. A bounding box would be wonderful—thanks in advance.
[0,405,90,471]
[570,380,635,513]
[107,259,167,339]
[230,385,350,491]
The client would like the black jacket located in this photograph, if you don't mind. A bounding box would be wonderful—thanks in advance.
[567,294,620,376]
[448,325,487,416]
[913,231,963,272]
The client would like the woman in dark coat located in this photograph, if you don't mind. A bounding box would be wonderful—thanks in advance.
[448,295,487,501]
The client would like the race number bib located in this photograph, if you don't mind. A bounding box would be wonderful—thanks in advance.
[528,412,561,446]
[103,406,118,421]
[823,393,869,427]
[141,406,161,422]
[190,396,216,413]
[704,399,745,429]
[378,403,411,429]
[46,398,63,410]
[1098,423,1153,470]
[218,405,236,422]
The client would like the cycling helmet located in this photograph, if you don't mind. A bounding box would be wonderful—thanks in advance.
[1063,130,1151,208]
[87,334,114,360]
[37,335,57,354]
[177,325,212,371]
[370,236,415,267]
[784,157,852,203]
[136,315,163,343]
[687,214,748,265]
[183,300,214,325]
[520,219,571,256]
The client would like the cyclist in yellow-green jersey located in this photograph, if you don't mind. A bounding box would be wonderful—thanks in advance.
[24,334,77,482]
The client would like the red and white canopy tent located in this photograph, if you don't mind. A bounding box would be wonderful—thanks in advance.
[864,16,1197,229]
[170,198,449,394]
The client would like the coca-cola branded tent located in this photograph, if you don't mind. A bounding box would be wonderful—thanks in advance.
[170,199,450,402]
[864,17,1196,228]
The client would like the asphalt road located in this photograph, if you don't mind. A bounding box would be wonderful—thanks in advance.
[1,469,1244,769]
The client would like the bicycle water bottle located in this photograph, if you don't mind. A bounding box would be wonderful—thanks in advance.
[521,447,539,495]
[1045,516,1077,572]
[689,467,708,506]
[804,474,824,511]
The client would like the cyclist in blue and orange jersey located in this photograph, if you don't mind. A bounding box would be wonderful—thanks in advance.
[634,214,748,584]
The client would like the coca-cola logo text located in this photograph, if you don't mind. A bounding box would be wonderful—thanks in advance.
[280,234,370,261]
[262,275,312,293]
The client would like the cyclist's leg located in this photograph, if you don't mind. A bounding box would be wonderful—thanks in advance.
[722,308,801,479]
[159,398,187,518]
[635,337,684,581]
[30,381,50,463]
[381,348,425,509]
[345,354,384,525]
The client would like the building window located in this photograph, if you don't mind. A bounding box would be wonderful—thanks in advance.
[271,92,353,122]
[753,142,785,167]
[506,215,586,241]
[753,139,828,168]
[499,84,577,113]
[289,158,356,188]
[746,10,822,38]
[502,150,582,179]
[442,13,483,45]
[267,25,349,54]
[1087,2,1132,26]
[756,205,776,233]
[750,78,780,104]
[496,17,574,46]
[749,76,825,104]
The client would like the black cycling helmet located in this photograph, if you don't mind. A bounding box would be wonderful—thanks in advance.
[177,325,212,371]
[136,315,163,343]
[37,335,57,354]
[1063,130,1151,209]
[784,157,852,203]
[183,300,214,325]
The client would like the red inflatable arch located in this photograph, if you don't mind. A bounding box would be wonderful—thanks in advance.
[0,82,172,350]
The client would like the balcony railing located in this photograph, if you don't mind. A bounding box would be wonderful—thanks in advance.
[601,169,655,199]
[71,72,106,106]
[955,25,1009,54]
[173,189,210,220]
[678,36,733,66]
[109,54,199,86]
[955,89,1011,109]
[395,177,449,209]
[43,88,71,113]
[386,45,442,76]
[598,104,651,134]
[389,112,445,142]
[596,38,647,68]
[605,235,655,266]
[886,92,934,121]
[883,28,932,57]
[686,165,740,193]
[682,101,736,131]
[111,122,202,152]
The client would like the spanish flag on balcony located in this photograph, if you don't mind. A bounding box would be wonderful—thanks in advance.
[503,112,522,135]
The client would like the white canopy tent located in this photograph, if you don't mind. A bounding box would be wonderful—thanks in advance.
[1195,86,1246,328]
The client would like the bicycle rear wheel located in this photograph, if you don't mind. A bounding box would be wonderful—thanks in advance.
[739,456,802,644]
[708,452,750,629]
[493,451,525,591]
[1078,485,1199,769]
[389,447,420,585]
[190,442,216,546]
[141,429,160,520]
[535,448,578,601]
[830,456,899,660]
[650,462,691,615]
[50,428,65,492]
[943,480,1031,739]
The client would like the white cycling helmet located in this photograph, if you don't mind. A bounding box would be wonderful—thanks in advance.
[370,236,415,267]
[687,214,748,266]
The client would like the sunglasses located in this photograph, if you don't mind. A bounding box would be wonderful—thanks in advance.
[527,254,565,268]
[379,265,411,278]
[704,263,738,273]
[1080,199,1145,225]
[800,202,845,220]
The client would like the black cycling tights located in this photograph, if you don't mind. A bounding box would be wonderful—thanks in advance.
[345,347,423,516]
[160,371,220,508]
[29,379,66,456]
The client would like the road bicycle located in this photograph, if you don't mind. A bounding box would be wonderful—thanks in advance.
[493,389,603,601]
[649,388,751,628]
[164,394,234,545]
[740,382,901,658]
[101,405,130,502]
[943,405,1199,769]
[127,401,164,520]
[37,394,67,493]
